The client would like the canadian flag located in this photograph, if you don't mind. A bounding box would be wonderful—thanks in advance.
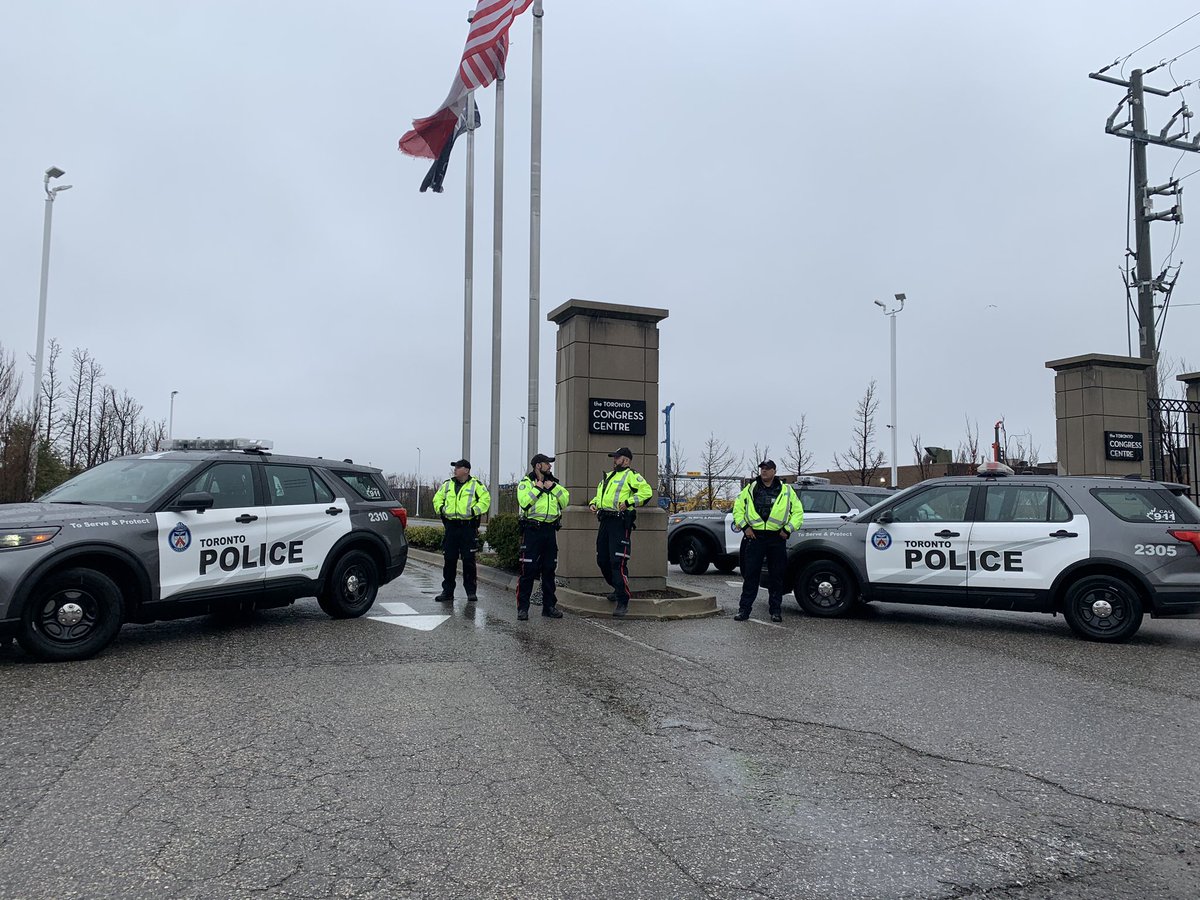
[399,0,533,190]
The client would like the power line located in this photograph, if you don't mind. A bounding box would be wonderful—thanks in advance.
[1106,10,1200,73]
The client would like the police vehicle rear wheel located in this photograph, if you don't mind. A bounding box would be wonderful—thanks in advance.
[18,567,124,662]
[795,559,858,617]
[319,550,379,618]
[677,536,711,576]
[1062,574,1143,642]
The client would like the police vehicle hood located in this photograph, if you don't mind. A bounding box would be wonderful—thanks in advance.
[0,502,138,527]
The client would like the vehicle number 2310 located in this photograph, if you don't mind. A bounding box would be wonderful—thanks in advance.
[1134,543,1177,557]
[367,511,391,523]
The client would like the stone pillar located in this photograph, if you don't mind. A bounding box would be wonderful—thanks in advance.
[1045,353,1152,477]
[548,299,667,594]
[1181,372,1200,406]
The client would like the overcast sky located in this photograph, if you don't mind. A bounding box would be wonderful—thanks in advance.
[3,1,1199,485]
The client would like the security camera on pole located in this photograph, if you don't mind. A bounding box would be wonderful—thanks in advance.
[27,166,73,498]
[873,293,905,489]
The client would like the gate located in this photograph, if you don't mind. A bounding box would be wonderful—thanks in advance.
[1148,398,1200,497]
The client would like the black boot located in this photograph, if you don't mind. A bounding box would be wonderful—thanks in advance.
[541,606,563,619]
[517,609,529,621]
[613,602,628,618]
[434,593,454,603]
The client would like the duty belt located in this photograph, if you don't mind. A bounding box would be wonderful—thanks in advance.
[598,509,626,519]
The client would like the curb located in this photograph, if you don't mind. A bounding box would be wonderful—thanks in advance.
[405,547,719,620]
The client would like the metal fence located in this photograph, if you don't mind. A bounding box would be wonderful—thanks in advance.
[1149,397,1200,498]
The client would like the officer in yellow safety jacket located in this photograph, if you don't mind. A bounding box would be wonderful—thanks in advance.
[588,446,654,618]
[432,459,491,603]
[514,453,570,622]
[732,459,804,623]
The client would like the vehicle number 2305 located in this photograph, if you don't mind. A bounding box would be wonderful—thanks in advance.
[1134,543,1177,557]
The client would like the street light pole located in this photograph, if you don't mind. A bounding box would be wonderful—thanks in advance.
[28,166,72,498]
[874,293,905,489]
[168,391,179,441]
[415,447,422,517]
[519,415,526,471]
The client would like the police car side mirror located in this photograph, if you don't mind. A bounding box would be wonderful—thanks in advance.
[876,509,895,524]
[170,491,215,513]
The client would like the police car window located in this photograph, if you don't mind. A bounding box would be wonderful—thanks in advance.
[982,485,1071,523]
[799,490,840,514]
[853,492,892,510]
[40,458,195,506]
[888,485,972,523]
[265,465,334,506]
[1092,488,1184,524]
[181,463,256,510]
[336,471,389,501]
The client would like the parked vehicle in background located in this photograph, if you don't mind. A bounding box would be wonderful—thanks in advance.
[786,462,1200,642]
[667,477,892,575]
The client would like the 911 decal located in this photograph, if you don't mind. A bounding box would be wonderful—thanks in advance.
[1134,544,1177,557]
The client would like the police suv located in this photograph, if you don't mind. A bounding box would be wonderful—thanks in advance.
[667,477,893,575]
[0,440,409,661]
[786,462,1200,642]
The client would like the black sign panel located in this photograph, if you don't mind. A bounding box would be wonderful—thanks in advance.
[589,398,647,435]
[1104,431,1144,462]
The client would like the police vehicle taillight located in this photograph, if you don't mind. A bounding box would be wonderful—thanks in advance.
[161,438,275,451]
[976,461,1015,477]
[390,508,408,529]
[1168,530,1200,554]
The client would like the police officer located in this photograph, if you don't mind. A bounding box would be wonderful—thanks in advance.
[515,453,570,622]
[432,459,491,603]
[588,447,653,618]
[732,460,803,623]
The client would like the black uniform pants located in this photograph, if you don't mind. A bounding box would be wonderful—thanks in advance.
[516,523,559,612]
[441,521,478,595]
[596,516,633,604]
[739,531,787,615]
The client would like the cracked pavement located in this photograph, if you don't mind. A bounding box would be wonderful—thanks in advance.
[1,562,1198,898]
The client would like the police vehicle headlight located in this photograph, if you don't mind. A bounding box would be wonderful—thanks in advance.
[0,527,61,550]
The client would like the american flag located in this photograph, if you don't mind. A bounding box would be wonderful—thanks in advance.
[399,0,533,171]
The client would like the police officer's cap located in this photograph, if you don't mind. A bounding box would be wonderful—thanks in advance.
[451,458,471,469]
[758,459,777,470]
[607,447,633,459]
[530,453,555,466]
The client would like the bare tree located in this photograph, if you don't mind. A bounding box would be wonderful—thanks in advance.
[698,433,741,509]
[38,338,64,442]
[956,417,982,465]
[660,440,687,511]
[781,416,813,476]
[750,442,771,474]
[833,380,886,486]
[910,433,930,482]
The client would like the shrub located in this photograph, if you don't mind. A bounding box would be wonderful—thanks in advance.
[406,525,444,551]
[484,514,521,571]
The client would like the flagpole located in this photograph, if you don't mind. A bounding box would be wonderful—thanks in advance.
[462,88,476,459]
[489,73,504,504]
[527,0,543,460]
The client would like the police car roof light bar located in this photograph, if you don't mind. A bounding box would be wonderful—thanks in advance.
[977,461,1015,478]
[161,438,275,452]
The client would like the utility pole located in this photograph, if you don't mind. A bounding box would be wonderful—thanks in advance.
[661,402,674,508]
[1090,66,1193,448]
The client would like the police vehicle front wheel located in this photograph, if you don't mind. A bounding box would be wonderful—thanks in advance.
[18,567,124,662]
[795,559,858,617]
[677,536,711,576]
[1062,574,1144,642]
[319,550,379,618]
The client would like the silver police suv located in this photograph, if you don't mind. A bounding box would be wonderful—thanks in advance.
[667,478,893,575]
[786,462,1200,642]
[0,440,409,661]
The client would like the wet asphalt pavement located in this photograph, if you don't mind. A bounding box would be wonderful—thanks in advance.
[1,560,1199,899]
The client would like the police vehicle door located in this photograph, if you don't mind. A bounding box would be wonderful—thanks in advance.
[263,464,352,586]
[156,461,268,600]
[966,482,1089,609]
[724,512,740,556]
[866,483,976,600]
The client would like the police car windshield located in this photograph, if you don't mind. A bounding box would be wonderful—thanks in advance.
[1174,490,1200,523]
[40,458,196,508]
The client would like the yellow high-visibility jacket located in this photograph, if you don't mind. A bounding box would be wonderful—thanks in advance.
[433,477,491,520]
[591,467,653,510]
[517,475,570,522]
[733,479,804,534]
